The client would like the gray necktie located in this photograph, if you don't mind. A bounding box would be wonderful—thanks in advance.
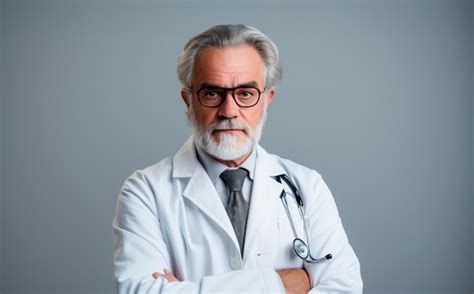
[220,168,249,256]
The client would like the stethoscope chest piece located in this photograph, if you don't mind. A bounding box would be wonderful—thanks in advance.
[293,238,309,259]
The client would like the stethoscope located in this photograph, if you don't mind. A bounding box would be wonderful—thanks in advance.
[274,174,333,264]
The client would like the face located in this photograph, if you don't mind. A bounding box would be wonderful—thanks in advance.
[182,45,275,162]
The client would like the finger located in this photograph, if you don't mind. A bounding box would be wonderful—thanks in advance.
[164,274,178,282]
[163,269,178,282]
[152,272,161,279]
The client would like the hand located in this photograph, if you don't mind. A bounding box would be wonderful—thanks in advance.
[152,269,179,282]
[277,268,311,294]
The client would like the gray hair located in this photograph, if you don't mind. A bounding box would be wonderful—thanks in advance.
[177,24,283,93]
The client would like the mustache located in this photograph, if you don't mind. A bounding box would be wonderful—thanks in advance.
[207,119,250,134]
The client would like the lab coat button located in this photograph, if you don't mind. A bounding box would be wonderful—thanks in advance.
[230,255,241,269]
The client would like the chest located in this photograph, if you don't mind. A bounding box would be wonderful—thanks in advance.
[157,181,307,281]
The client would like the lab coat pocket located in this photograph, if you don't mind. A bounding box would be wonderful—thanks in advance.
[255,224,278,268]
[256,250,274,268]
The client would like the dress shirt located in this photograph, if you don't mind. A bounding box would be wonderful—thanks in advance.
[195,143,256,206]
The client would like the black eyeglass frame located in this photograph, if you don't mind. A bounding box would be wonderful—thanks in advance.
[195,85,266,108]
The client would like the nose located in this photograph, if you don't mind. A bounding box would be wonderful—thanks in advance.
[217,91,239,119]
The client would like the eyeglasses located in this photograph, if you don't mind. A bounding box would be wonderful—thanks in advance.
[196,86,264,108]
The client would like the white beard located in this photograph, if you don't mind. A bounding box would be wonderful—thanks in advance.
[187,101,267,161]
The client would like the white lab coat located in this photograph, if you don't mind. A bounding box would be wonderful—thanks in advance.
[113,137,363,293]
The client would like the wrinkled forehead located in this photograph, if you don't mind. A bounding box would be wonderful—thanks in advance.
[191,45,266,90]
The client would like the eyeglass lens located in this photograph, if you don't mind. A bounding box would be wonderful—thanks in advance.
[198,87,261,107]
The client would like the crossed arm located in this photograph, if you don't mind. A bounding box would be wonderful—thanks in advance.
[114,170,362,293]
[153,268,311,294]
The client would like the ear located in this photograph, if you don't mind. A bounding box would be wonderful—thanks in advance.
[181,89,190,108]
[264,89,275,106]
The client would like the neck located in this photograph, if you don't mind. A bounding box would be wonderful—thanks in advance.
[209,150,252,168]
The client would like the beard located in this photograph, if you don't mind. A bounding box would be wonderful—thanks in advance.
[187,101,267,161]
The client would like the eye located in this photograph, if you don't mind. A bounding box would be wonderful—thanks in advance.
[240,91,252,98]
[236,88,257,99]
[205,89,220,99]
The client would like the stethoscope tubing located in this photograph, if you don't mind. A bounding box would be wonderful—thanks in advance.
[275,174,333,264]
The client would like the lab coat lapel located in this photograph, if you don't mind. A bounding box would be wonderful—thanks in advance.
[173,137,239,250]
[243,145,285,264]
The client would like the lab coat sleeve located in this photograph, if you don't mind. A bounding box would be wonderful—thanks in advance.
[304,171,363,294]
[113,170,284,293]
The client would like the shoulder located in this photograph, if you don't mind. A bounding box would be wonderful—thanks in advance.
[263,149,323,184]
[262,148,332,212]
[121,137,196,188]
[120,156,174,194]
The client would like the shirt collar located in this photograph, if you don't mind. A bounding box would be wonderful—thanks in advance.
[195,143,257,184]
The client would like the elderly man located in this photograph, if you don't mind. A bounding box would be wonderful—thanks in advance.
[113,24,363,293]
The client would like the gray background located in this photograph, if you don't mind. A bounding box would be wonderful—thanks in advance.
[0,0,473,293]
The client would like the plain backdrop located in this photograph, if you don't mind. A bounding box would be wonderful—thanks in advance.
[0,1,473,293]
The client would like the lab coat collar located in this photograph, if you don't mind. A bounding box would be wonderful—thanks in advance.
[172,136,197,178]
[172,136,286,259]
[173,137,237,249]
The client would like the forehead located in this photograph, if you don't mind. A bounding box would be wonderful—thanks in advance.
[192,45,265,88]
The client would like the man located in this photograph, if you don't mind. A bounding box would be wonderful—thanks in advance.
[113,24,363,293]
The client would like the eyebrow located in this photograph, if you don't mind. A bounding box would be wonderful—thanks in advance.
[198,81,260,89]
